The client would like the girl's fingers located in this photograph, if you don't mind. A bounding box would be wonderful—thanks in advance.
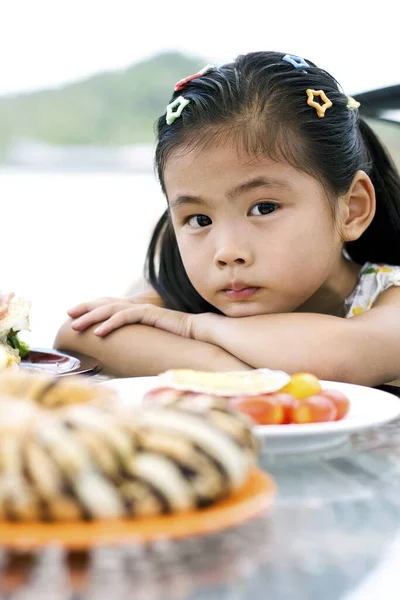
[68,303,89,318]
[94,309,140,336]
[71,304,126,331]
[67,301,106,318]
[67,298,117,318]
[93,306,191,338]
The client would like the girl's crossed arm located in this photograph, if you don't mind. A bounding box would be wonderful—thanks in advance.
[54,320,250,378]
[67,287,400,386]
[61,288,246,376]
[192,300,400,386]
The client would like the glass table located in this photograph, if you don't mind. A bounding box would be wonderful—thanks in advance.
[1,382,400,599]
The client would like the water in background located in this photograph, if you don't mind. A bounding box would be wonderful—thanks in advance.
[2,169,166,347]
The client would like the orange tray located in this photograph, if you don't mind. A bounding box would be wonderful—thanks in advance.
[0,469,275,550]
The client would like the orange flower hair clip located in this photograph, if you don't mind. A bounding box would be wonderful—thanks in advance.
[174,65,214,92]
[306,89,333,118]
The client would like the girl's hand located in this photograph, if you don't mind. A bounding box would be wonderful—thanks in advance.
[69,297,127,322]
[70,299,134,331]
[91,304,196,339]
[69,291,165,332]
[0,292,14,319]
[92,305,226,343]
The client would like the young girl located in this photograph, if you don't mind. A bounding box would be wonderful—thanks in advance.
[55,51,400,386]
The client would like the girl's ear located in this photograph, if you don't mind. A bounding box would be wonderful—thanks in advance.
[339,170,376,242]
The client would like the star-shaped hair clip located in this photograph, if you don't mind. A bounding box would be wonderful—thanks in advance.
[306,89,333,118]
[174,65,214,92]
[282,54,309,73]
[166,96,191,125]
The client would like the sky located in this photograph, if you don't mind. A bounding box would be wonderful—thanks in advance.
[1,0,399,97]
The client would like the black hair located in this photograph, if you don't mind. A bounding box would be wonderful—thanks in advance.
[146,51,400,312]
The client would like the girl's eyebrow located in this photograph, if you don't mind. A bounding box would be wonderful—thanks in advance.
[228,176,294,198]
[170,177,293,210]
[170,195,205,210]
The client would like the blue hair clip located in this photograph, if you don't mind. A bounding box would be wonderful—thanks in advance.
[282,54,309,73]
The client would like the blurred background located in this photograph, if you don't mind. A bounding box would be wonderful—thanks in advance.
[1,0,399,348]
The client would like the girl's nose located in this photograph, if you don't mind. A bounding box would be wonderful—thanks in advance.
[214,240,253,268]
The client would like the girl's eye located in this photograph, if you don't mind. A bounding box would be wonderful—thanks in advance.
[186,214,212,228]
[249,202,278,216]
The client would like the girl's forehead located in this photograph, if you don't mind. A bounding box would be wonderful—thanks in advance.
[164,144,325,202]
[165,140,283,179]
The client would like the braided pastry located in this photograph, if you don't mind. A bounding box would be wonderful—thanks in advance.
[0,370,257,521]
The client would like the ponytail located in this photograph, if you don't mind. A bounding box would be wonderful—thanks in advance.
[145,210,219,313]
[345,119,400,265]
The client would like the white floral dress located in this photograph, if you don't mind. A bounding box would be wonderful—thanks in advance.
[344,262,400,317]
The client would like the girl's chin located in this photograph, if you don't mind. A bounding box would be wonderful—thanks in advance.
[219,303,272,318]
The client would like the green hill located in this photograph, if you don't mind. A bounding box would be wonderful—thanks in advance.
[0,52,205,155]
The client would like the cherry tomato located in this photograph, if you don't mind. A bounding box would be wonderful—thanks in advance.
[269,393,296,424]
[291,394,337,424]
[230,395,285,425]
[280,372,322,400]
[320,389,350,420]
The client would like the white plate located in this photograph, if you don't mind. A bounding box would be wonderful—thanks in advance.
[103,377,400,455]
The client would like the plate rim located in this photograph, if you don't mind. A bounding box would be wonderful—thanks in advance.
[21,347,101,377]
[0,468,275,550]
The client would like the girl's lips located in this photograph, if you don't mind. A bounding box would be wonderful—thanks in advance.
[221,287,261,300]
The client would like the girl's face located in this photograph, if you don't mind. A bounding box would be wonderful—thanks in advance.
[165,139,346,317]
